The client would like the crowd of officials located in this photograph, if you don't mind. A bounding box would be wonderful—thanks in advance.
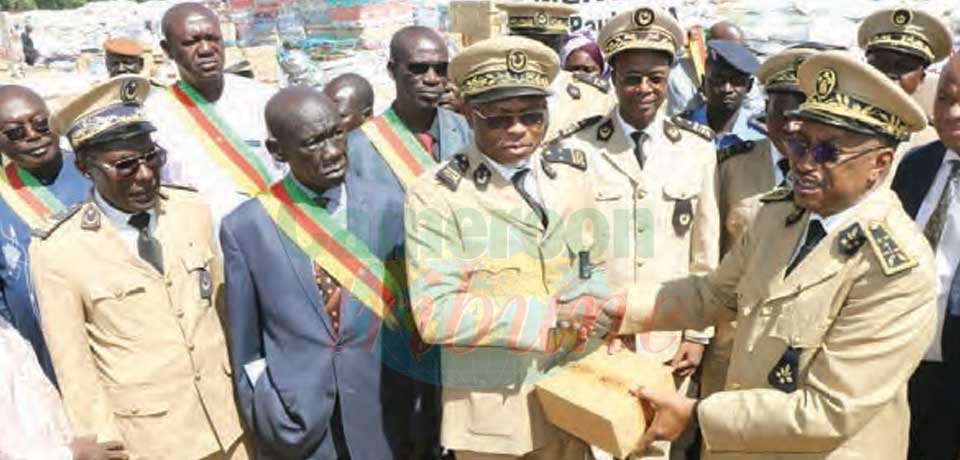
[1,2,959,460]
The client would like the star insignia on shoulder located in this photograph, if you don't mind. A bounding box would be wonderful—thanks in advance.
[717,140,756,164]
[670,115,715,141]
[542,146,587,171]
[436,155,468,191]
[864,220,918,276]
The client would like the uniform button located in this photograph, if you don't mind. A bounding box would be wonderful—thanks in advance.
[130,407,140,415]
[635,189,645,199]
[175,310,185,318]
[194,373,202,382]
[114,289,126,299]
[636,260,645,267]
[187,343,195,351]
[165,278,173,287]
[729,382,741,390]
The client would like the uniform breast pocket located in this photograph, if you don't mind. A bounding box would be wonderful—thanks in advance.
[88,281,149,339]
[109,387,171,460]
[181,249,214,307]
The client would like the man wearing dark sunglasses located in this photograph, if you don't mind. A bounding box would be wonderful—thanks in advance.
[347,26,470,193]
[31,75,251,460]
[605,51,936,460]
[0,85,87,386]
[858,8,952,181]
[404,36,602,460]
[496,2,616,145]
[559,10,718,459]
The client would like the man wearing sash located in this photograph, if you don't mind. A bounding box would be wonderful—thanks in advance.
[404,36,602,460]
[221,86,439,459]
[30,75,250,460]
[347,26,470,193]
[0,85,87,384]
[144,2,286,224]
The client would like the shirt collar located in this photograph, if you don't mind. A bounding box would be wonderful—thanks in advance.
[808,192,870,235]
[93,188,157,230]
[289,173,344,208]
[943,148,960,165]
[614,106,662,144]
[485,155,532,182]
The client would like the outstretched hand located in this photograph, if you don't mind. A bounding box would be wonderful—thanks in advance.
[630,387,697,453]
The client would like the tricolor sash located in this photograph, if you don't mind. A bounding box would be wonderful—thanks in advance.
[359,108,437,190]
[0,163,66,229]
[257,177,402,323]
[169,81,272,195]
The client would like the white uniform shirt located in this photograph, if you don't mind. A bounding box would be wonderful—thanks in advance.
[914,149,960,361]
[94,190,159,256]
[143,74,287,226]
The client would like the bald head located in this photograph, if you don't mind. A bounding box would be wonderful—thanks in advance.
[0,85,45,113]
[708,21,745,43]
[389,26,447,63]
[265,86,347,192]
[324,73,374,131]
[161,2,218,40]
[266,86,339,140]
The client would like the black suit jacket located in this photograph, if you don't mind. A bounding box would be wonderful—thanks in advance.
[892,140,947,219]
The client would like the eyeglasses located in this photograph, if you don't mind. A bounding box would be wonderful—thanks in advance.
[784,137,885,165]
[2,117,50,142]
[405,62,448,77]
[472,109,547,130]
[95,145,166,178]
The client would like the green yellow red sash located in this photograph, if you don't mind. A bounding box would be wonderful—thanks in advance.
[0,162,66,229]
[257,177,402,322]
[359,108,436,190]
[169,81,272,195]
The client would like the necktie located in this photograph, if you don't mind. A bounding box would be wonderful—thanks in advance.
[416,133,437,161]
[631,131,648,170]
[313,262,342,335]
[777,158,791,186]
[923,159,960,248]
[511,168,548,228]
[128,212,164,274]
[785,219,826,277]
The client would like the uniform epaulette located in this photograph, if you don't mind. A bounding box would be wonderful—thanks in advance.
[549,115,603,143]
[542,146,587,171]
[572,72,611,93]
[161,183,199,192]
[31,203,82,240]
[717,140,756,164]
[436,154,468,191]
[864,220,918,276]
[760,186,793,203]
[670,115,715,141]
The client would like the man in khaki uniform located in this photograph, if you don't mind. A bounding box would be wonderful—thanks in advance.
[496,2,616,142]
[405,36,603,460]
[858,7,952,180]
[709,44,828,401]
[560,10,716,449]
[30,76,249,460]
[613,51,936,459]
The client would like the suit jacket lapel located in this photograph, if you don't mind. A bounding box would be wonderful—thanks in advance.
[261,201,335,337]
[904,141,946,218]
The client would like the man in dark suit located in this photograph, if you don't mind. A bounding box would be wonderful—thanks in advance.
[892,53,960,460]
[220,86,439,459]
[347,26,470,192]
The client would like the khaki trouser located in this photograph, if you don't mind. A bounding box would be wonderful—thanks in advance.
[456,434,593,460]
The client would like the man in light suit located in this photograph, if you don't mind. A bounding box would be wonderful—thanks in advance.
[31,76,250,460]
[612,51,936,460]
[892,54,960,460]
[221,86,439,459]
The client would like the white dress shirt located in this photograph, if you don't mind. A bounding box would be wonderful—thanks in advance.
[614,106,661,161]
[144,74,288,226]
[94,190,158,257]
[486,156,543,208]
[914,149,960,361]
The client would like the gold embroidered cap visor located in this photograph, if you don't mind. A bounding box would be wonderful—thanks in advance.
[496,2,576,35]
[51,75,155,150]
[597,6,684,61]
[450,36,560,104]
[790,50,926,143]
[857,8,952,64]
[757,48,816,94]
